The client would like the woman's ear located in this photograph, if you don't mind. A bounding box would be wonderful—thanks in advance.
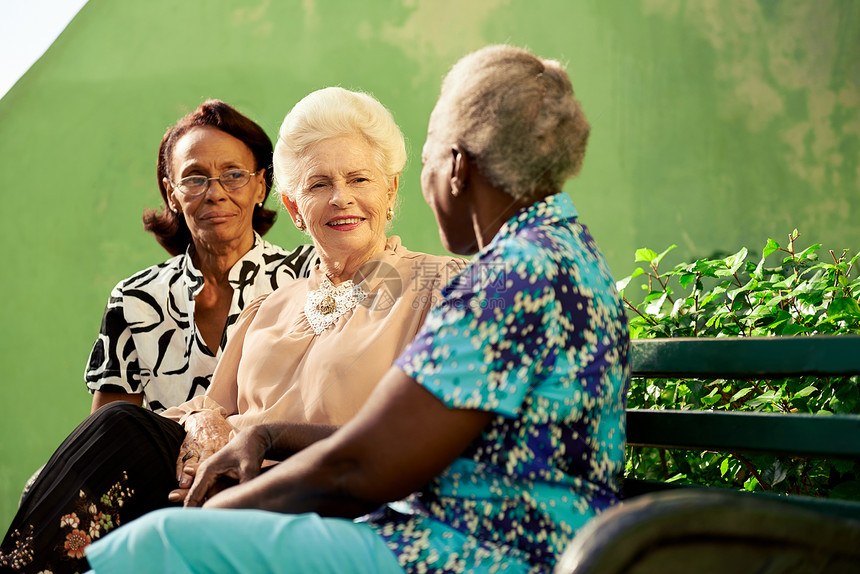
[164,178,180,212]
[281,194,300,221]
[388,175,399,204]
[450,145,469,197]
[253,168,267,204]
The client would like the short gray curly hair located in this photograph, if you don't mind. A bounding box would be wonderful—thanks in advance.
[274,87,407,200]
[434,45,590,202]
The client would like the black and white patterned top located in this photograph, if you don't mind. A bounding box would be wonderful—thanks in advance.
[84,234,317,412]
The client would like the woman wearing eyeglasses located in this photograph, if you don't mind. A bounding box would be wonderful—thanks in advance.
[84,100,316,414]
[1,100,316,572]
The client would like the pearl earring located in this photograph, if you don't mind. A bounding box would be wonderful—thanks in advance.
[295,216,306,231]
[386,207,394,220]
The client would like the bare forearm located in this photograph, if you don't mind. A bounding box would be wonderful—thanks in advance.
[200,368,493,518]
[259,422,340,460]
[184,423,345,509]
[204,437,377,518]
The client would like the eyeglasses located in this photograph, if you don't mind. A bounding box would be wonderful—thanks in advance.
[172,169,259,197]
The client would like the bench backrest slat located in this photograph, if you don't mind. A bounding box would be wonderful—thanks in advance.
[631,335,860,378]
[627,409,860,459]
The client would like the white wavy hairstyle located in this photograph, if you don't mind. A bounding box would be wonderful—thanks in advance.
[274,87,407,201]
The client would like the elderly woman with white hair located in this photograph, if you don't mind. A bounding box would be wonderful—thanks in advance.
[1,87,463,574]
[85,45,629,574]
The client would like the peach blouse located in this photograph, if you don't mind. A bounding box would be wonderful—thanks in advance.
[161,236,464,431]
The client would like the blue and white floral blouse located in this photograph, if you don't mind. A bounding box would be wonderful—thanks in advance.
[371,192,630,573]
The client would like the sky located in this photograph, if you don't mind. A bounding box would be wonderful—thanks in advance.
[0,0,89,99]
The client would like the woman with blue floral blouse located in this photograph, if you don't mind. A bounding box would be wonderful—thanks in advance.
[85,44,630,574]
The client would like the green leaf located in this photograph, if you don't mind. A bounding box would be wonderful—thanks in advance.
[678,272,697,289]
[731,387,754,402]
[799,243,823,260]
[643,290,666,304]
[746,390,778,409]
[652,245,677,267]
[830,459,856,474]
[693,259,726,278]
[701,387,722,406]
[780,323,809,335]
[723,247,749,275]
[763,460,789,486]
[645,292,669,316]
[772,277,795,290]
[830,481,860,502]
[635,248,658,263]
[763,294,788,308]
[745,305,778,323]
[615,267,644,292]
[794,385,818,398]
[669,297,686,319]
[727,280,757,301]
[763,238,780,258]
[828,297,860,319]
[700,285,728,307]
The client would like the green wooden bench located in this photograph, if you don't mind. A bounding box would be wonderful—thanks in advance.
[557,335,860,574]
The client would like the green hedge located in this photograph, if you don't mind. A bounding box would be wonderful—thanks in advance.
[618,230,860,499]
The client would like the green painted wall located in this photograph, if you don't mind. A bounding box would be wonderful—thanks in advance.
[1,0,857,527]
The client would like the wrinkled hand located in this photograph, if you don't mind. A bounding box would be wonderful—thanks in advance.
[184,424,270,508]
[173,411,232,499]
[168,461,198,503]
[169,461,235,504]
